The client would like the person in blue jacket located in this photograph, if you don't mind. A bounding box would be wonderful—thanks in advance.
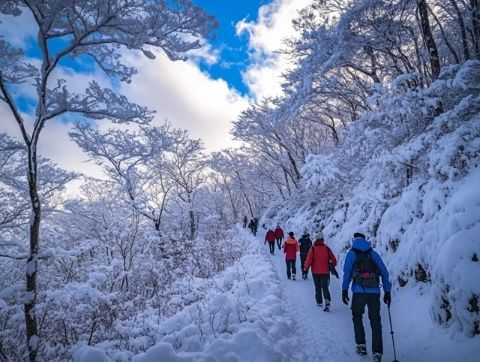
[342,232,392,362]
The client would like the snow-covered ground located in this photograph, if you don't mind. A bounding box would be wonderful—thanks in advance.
[75,229,479,361]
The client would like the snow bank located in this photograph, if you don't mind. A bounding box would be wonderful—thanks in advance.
[74,232,300,361]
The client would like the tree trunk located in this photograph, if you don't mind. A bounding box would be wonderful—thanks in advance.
[187,193,195,240]
[472,0,480,59]
[286,151,301,184]
[363,45,381,83]
[25,145,40,362]
[282,167,291,196]
[417,0,441,79]
[189,209,195,240]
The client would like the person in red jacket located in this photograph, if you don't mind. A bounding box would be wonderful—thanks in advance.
[265,228,276,255]
[274,225,284,250]
[303,232,337,311]
[282,231,299,280]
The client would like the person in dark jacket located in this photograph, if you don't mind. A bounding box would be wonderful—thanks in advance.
[282,231,299,280]
[303,232,337,311]
[248,219,256,235]
[252,218,259,236]
[265,228,276,254]
[298,230,312,280]
[274,225,284,250]
[342,232,392,362]
[243,215,248,228]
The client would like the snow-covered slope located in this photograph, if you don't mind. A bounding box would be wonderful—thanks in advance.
[262,61,480,339]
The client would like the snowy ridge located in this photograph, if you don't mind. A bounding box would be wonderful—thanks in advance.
[262,61,480,338]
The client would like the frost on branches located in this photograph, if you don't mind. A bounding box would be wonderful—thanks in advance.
[0,1,216,360]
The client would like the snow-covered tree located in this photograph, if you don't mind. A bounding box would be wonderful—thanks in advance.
[0,1,216,360]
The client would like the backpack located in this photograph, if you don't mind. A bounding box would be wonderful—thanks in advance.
[352,248,380,288]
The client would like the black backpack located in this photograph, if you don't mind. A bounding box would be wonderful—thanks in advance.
[352,248,380,288]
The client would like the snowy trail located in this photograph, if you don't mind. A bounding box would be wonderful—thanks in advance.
[259,236,479,362]
[267,243,378,362]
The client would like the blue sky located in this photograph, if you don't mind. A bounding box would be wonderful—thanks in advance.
[192,0,270,95]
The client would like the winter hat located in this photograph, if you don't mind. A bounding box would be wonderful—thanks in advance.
[315,232,324,240]
[302,230,309,236]
[288,231,295,237]
[353,232,366,239]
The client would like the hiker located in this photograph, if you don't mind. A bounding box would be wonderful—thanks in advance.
[298,230,312,279]
[248,219,255,235]
[243,215,248,228]
[282,231,299,280]
[253,218,259,235]
[342,232,392,362]
[265,228,276,255]
[274,225,284,250]
[303,232,337,311]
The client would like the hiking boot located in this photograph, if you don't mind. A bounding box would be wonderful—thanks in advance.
[324,301,330,312]
[356,344,367,356]
[317,302,323,307]
[292,274,296,280]
[372,352,382,362]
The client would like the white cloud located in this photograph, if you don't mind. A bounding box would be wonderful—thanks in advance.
[0,103,104,180]
[121,50,249,152]
[237,0,313,100]
[0,12,36,47]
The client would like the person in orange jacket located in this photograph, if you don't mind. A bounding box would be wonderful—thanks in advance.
[282,231,299,280]
[303,232,337,311]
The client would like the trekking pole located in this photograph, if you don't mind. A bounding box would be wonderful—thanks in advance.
[387,304,399,362]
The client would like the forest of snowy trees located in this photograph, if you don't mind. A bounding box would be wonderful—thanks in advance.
[1,0,479,361]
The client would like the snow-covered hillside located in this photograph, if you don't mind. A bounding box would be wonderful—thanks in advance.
[262,61,480,339]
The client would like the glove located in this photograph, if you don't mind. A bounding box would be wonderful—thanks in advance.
[383,292,391,306]
[342,290,349,305]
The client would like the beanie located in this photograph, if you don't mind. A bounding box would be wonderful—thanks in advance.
[315,232,324,240]
[353,232,366,239]
[288,231,294,237]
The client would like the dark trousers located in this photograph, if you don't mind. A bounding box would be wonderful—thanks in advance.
[300,253,308,277]
[268,242,275,254]
[312,274,331,303]
[276,238,282,249]
[351,293,383,354]
[286,259,296,278]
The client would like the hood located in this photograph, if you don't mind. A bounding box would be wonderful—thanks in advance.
[352,237,371,251]
[314,239,324,246]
